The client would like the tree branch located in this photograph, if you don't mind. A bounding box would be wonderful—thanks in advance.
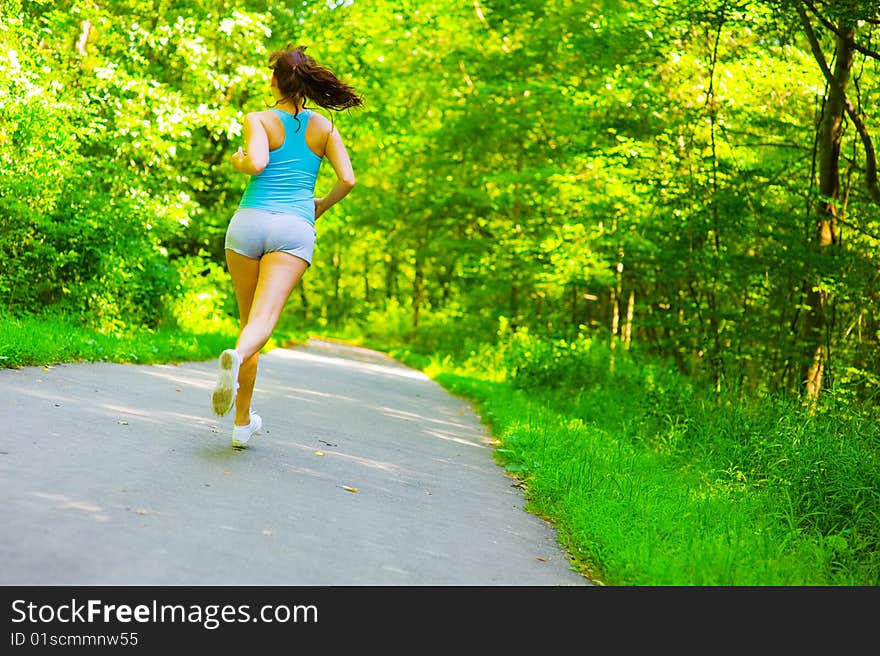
[813,0,880,25]
[797,3,880,205]
[75,20,91,56]
[802,0,880,61]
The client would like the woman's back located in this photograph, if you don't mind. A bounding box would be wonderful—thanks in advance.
[238,109,330,221]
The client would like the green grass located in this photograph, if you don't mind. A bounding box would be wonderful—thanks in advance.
[0,313,307,368]
[431,374,832,585]
[373,339,880,586]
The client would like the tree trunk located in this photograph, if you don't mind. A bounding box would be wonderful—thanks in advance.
[75,21,91,55]
[363,253,370,304]
[610,259,623,350]
[385,254,398,302]
[509,270,519,331]
[412,261,424,329]
[624,289,634,349]
[332,249,342,323]
[412,225,428,330]
[800,26,855,400]
[610,286,619,351]
[298,280,309,322]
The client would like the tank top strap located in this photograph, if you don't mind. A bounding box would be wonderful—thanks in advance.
[270,107,310,136]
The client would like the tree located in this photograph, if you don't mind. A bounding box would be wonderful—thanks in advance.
[783,0,880,399]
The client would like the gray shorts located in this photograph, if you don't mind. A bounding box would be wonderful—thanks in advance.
[225,207,317,265]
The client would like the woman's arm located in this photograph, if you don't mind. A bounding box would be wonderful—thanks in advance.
[231,113,270,175]
[314,127,356,220]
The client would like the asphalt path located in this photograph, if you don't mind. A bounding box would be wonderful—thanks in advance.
[0,338,590,586]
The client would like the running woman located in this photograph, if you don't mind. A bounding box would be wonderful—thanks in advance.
[212,44,363,448]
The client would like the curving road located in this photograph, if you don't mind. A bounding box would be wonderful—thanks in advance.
[0,338,589,586]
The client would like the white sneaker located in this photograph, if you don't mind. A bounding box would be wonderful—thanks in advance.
[232,412,262,448]
[212,349,241,417]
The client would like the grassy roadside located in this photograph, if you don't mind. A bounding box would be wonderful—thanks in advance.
[5,317,877,585]
[337,334,880,586]
[428,372,828,585]
[0,313,307,368]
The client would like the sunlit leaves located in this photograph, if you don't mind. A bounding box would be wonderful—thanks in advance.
[1,0,878,398]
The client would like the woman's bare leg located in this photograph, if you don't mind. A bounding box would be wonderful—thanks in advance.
[225,249,260,426]
[225,249,309,426]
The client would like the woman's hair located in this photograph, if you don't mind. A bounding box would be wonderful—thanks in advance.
[269,44,364,113]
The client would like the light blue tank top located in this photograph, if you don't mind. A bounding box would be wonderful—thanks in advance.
[238,108,322,223]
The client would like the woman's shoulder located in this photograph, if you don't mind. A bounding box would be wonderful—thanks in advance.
[246,109,278,121]
[242,109,279,130]
[306,109,333,131]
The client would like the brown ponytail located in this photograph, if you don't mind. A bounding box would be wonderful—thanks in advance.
[269,44,364,112]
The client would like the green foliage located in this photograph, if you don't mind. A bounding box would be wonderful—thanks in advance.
[3,0,878,402]
[163,255,238,335]
[502,329,604,390]
[0,0,282,331]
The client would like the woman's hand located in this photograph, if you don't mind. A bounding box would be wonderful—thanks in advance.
[314,197,327,221]
[231,147,247,173]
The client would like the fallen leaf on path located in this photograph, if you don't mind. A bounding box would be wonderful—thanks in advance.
[118,421,129,426]
[314,450,325,457]
[339,485,359,493]
[175,388,182,392]
[536,557,548,562]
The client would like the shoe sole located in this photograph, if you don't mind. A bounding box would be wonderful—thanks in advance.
[212,350,239,417]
